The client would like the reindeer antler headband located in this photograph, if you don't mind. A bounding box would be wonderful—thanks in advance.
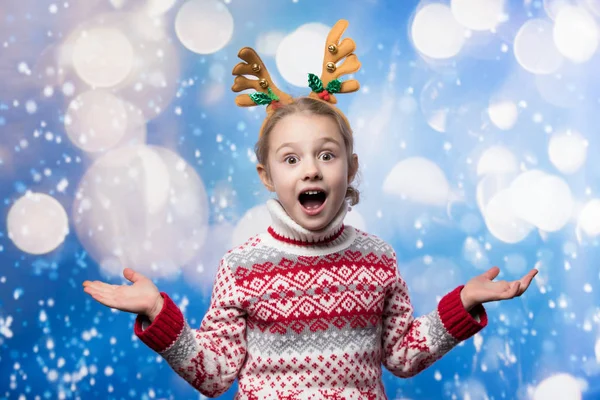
[231,19,361,137]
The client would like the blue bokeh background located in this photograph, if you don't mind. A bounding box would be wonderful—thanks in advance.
[2,0,600,399]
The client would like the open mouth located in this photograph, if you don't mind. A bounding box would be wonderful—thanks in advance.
[298,190,327,211]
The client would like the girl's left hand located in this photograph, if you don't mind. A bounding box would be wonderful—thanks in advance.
[460,266,538,311]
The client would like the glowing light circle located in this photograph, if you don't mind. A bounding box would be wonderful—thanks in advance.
[175,0,234,55]
[411,3,466,59]
[72,27,134,88]
[7,192,69,255]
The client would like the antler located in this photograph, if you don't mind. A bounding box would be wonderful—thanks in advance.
[231,47,293,109]
[309,19,361,104]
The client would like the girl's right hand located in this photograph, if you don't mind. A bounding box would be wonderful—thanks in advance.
[82,268,164,321]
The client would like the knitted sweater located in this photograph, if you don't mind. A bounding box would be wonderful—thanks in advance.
[134,199,488,399]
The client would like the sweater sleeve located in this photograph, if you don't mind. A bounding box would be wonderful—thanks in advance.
[381,252,487,378]
[134,258,247,397]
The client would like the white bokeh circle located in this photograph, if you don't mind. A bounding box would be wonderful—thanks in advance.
[7,192,69,255]
[478,169,574,241]
[511,172,573,232]
[145,0,177,16]
[510,170,548,224]
[411,3,466,59]
[578,199,600,236]
[514,19,563,74]
[232,204,272,248]
[548,130,587,174]
[477,146,518,177]
[72,145,209,278]
[451,0,505,31]
[476,173,514,214]
[59,12,180,120]
[484,189,534,243]
[383,157,450,206]
[175,0,234,54]
[65,90,129,153]
[276,23,330,87]
[533,373,582,400]
[72,27,134,88]
[553,6,599,63]
[488,100,518,130]
[256,31,286,57]
[543,0,572,20]
[531,175,574,232]
[344,208,367,232]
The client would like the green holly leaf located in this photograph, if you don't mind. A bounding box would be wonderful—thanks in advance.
[308,73,324,93]
[267,88,279,101]
[249,92,273,105]
[326,79,342,94]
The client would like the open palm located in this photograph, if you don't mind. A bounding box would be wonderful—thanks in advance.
[461,266,538,311]
[82,268,162,317]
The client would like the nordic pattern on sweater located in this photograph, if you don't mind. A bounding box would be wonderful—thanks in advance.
[134,224,487,399]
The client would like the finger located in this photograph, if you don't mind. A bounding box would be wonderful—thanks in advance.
[84,286,107,303]
[82,280,98,290]
[86,284,121,306]
[83,286,94,296]
[518,268,538,281]
[517,269,537,288]
[517,269,538,295]
[82,280,107,290]
[123,268,145,284]
[95,282,115,295]
[481,266,500,281]
[87,280,117,295]
[84,285,107,298]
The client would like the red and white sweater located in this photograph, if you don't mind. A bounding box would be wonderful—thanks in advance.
[134,199,487,399]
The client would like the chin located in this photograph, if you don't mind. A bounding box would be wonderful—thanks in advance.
[295,214,330,231]
[303,220,328,231]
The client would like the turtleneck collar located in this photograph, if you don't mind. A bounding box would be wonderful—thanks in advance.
[266,198,348,246]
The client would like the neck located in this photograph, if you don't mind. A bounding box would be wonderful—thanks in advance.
[266,199,347,246]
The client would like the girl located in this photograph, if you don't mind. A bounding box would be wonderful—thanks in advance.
[82,20,537,399]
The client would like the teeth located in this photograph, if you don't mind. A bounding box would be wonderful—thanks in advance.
[303,190,321,195]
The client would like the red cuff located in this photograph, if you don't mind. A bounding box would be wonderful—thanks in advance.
[438,285,488,341]
[134,292,184,352]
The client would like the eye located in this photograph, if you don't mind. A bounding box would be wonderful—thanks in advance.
[284,156,298,164]
[319,152,335,161]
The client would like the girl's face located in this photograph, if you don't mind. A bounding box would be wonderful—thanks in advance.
[257,112,358,231]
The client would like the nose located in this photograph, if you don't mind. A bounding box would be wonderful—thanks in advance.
[302,159,322,181]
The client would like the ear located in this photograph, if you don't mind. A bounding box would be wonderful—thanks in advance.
[256,163,275,192]
[348,153,359,183]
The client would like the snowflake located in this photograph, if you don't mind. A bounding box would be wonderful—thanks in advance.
[0,316,14,339]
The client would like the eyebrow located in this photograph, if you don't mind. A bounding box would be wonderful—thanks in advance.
[275,137,342,153]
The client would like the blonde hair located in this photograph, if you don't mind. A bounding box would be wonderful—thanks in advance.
[255,97,360,206]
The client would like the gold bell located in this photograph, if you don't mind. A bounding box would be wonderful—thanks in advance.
[251,63,261,72]
[326,62,336,73]
[259,79,269,88]
[328,44,338,54]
